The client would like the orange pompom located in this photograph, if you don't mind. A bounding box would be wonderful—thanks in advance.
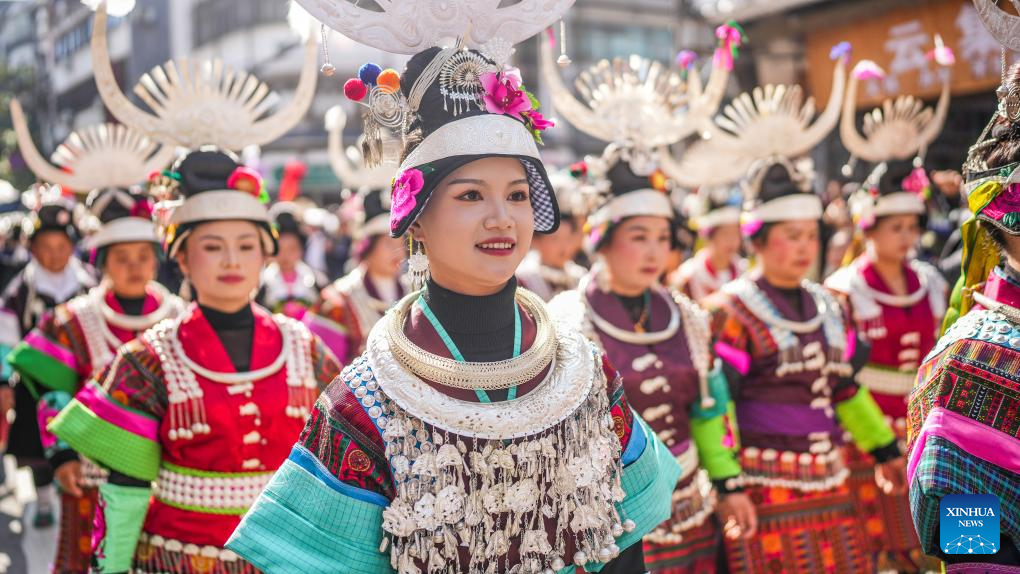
[377,68,401,94]
[649,169,668,192]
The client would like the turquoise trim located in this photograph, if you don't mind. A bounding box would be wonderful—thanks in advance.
[288,445,389,506]
[227,458,393,573]
[418,295,522,403]
[585,415,680,572]
[94,482,151,573]
[1,344,13,381]
[620,408,647,466]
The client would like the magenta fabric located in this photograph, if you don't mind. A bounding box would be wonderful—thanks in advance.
[75,382,159,441]
[714,341,750,376]
[24,331,78,371]
[303,314,350,365]
[981,268,1020,310]
[907,407,1020,484]
[946,564,1020,573]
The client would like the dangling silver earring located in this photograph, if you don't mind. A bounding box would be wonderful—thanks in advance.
[407,237,429,291]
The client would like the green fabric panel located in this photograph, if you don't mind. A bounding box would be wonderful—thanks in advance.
[585,415,681,572]
[94,482,151,573]
[49,399,161,481]
[835,386,896,453]
[7,344,77,397]
[691,363,731,419]
[227,459,394,573]
[689,406,740,480]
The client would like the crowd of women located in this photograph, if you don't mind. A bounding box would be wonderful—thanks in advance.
[0,1,1016,573]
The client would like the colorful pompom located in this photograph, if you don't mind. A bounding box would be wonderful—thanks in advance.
[675,50,697,70]
[928,34,955,67]
[226,166,263,197]
[569,161,587,178]
[358,63,382,85]
[829,41,852,62]
[649,169,668,192]
[853,60,886,81]
[376,68,401,94]
[344,78,368,101]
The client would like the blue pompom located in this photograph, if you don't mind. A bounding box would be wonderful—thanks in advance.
[359,63,382,86]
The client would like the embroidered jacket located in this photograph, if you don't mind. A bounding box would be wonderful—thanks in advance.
[826,256,946,425]
[706,276,897,492]
[49,303,340,572]
[229,293,681,573]
[549,277,740,544]
[908,267,1020,559]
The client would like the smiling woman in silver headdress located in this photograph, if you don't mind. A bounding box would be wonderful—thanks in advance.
[228,3,680,572]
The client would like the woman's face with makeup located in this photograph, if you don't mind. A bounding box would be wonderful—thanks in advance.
[600,216,673,296]
[412,157,534,296]
[177,220,267,311]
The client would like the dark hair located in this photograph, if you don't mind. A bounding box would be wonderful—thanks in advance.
[756,163,803,204]
[978,62,1020,169]
[749,222,774,247]
[986,221,1008,252]
[598,216,680,251]
[878,160,917,194]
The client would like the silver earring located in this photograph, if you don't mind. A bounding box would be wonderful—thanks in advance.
[408,238,429,291]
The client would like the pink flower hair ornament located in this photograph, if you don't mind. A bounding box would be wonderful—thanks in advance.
[481,68,553,143]
[389,168,425,234]
[901,166,932,200]
[481,69,532,120]
[981,183,1020,227]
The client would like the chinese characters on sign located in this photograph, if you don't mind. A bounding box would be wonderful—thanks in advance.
[806,0,1017,107]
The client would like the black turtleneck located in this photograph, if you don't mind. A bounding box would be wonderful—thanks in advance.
[613,291,648,328]
[420,277,517,362]
[420,278,648,572]
[773,284,806,319]
[199,303,255,372]
[115,295,146,316]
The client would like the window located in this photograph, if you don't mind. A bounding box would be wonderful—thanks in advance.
[192,0,288,47]
[55,14,124,63]
[576,22,674,63]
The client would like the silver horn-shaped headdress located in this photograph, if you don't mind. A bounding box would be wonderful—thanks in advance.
[296,0,574,54]
[840,55,951,167]
[973,0,1020,52]
[89,1,318,151]
[659,45,849,189]
[11,98,174,191]
[325,105,400,192]
[541,39,731,155]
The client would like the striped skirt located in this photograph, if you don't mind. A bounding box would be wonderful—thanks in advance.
[725,480,873,573]
[53,487,99,574]
[134,533,261,574]
[846,418,940,572]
